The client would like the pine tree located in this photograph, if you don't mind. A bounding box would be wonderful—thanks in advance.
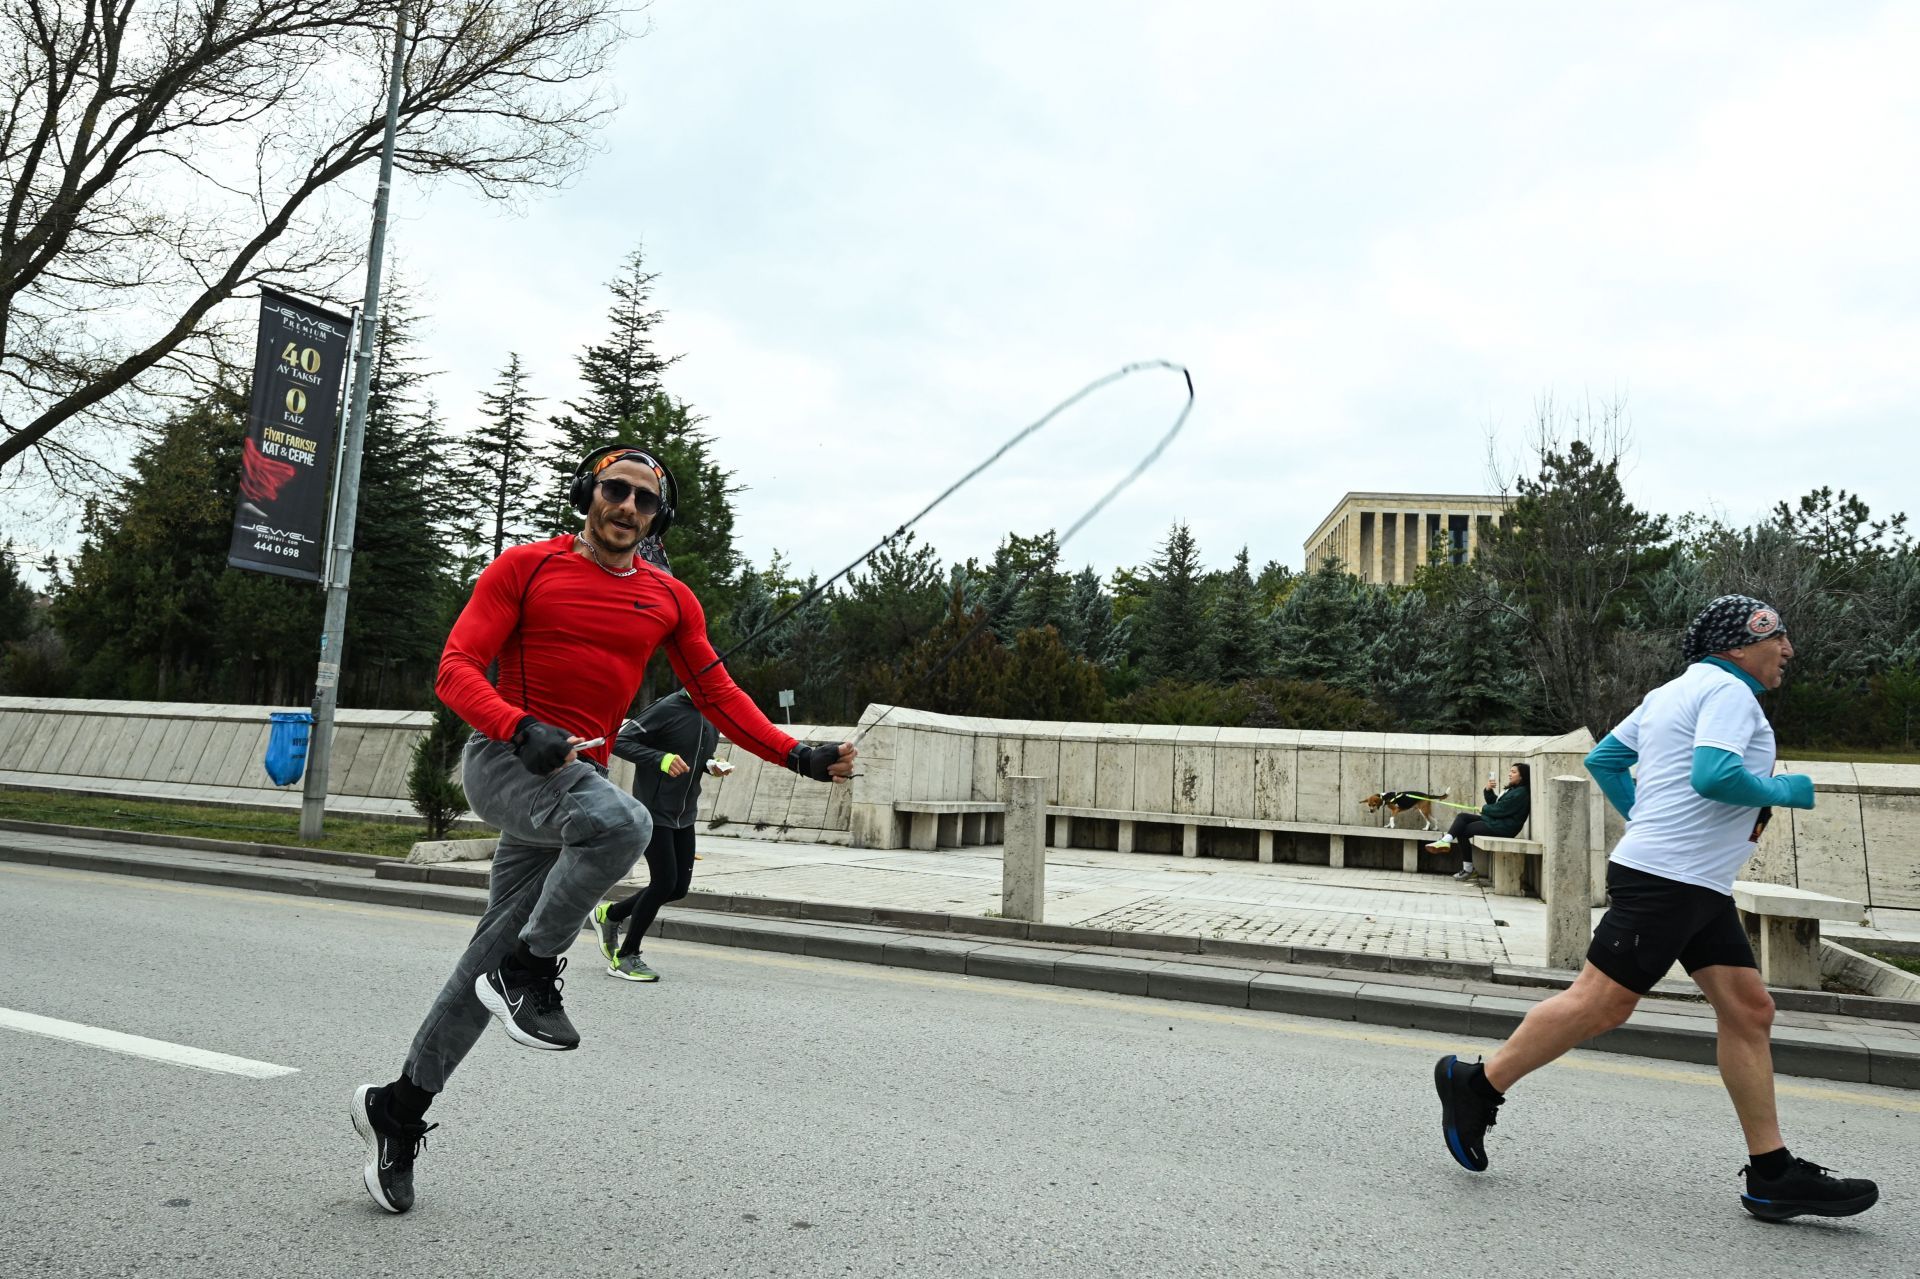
[1208,546,1268,681]
[1061,566,1125,667]
[1139,522,1215,682]
[54,385,321,701]
[1269,557,1368,692]
[839,531,947,670]
[543,243,682,527]
[471,353,545,559]
[342,281,461,706]
[408,700,471,839]
[630,393,741,611]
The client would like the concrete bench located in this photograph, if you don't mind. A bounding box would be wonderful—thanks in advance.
[892,800,1473,875]
[894,800,1005,850]
[1470,836,1543,899]
[1732,880,1868,991]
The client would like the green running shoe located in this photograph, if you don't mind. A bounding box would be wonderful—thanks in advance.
[591,901,621,964]
[608,953,659,983]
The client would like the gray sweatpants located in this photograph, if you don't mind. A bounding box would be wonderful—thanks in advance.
[403,735,654,1091]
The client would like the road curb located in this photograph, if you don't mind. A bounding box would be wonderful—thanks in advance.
[5,837,1917,1092]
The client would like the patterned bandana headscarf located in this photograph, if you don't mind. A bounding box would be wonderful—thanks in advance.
[1681,594,1786,665]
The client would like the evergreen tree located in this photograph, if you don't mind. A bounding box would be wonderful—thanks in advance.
[977,530,1067,639]
[1139,522,1214,682]
[54,386,321,701]
[1061,566,1125,667]
[341,282,461,706]
[1268,557,1368,691]
[471,353,545,559]
[838,531,947,669]
[1208,547,1268,681]
[0,541,36,648]
[1477,420,1673,735]
[630,393,741,613]
[407,700,471,839]
[544,243,682,527]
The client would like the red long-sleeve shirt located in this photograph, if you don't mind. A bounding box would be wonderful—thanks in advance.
[435,535,798,770]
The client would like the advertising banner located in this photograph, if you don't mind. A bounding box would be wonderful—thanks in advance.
[226,289,354,581]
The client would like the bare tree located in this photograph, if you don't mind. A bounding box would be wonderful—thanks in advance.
[0,0,629,485]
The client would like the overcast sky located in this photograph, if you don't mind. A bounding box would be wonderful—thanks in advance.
[32,1,1920,586]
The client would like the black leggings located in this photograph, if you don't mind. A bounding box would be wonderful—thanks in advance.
[1446,813,1494,862]
[604,824,696,956]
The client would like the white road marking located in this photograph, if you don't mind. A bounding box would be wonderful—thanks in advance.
[0,1007,298,1079]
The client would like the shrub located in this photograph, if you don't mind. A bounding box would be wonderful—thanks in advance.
[408,701,470,840]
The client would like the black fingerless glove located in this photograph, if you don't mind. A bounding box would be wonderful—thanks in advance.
[786,742,838,783]
[511,716,574,775]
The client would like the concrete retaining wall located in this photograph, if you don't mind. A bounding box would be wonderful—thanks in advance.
[5,697,1917,909]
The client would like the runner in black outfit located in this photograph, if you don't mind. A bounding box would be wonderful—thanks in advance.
[592,690,725,980]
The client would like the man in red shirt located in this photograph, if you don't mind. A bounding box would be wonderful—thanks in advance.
[351,445,854,1214]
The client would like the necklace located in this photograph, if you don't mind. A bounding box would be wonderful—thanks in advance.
[575,532,638,578]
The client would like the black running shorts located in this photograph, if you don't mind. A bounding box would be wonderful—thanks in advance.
[1586,862,1757,994]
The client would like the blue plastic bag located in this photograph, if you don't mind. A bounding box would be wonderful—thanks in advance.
[264,711,314,787]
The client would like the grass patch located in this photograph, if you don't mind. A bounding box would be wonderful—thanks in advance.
[0,790,489,859]
[1864,950,1920,977]
[1781,748,1920,765]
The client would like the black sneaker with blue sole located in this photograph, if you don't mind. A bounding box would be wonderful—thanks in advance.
[1434,1054,1503,1172]
[1742,1158,1878,1221]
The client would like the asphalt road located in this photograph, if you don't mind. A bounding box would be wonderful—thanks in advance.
[2,860,1913,1279]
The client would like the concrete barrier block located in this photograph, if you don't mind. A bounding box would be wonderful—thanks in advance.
[1134,742,1173,814]
[1769,1027,1871,1084]
[1146,962,1252,1007]
[1248,973,1358,1021]
[1253,747,1297,821]
[1058,738,1098,808]
[139,719,195,782]
[1211,747,1254,819]
[747,764,797,828]
[1295,748,1341,822]
[1355,983,1473,1033]
[966,944,1058,984]
[1790,792,1871,905]
[406,837,498,865]
[884,936,985,974]
[1862,1036,1920,1090]
[1022,736,1062,804]
[1338,748,1386,822]
[1052,952,1157,996]
[1593,1011,1718,1065]
[1468,995,1540,1039]
[1095,740,1136,811]
[1861,794,1920,909]
[1172,743,1214,816]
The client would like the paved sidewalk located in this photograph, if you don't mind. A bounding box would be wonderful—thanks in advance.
[677,837,1538,964]
[611,832,1920,967]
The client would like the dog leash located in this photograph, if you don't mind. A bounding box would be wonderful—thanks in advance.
[1402,792,1486,812]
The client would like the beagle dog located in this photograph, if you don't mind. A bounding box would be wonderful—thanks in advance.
[1360,790,1445,830]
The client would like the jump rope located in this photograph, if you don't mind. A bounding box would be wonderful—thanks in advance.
[689,359,1196,750]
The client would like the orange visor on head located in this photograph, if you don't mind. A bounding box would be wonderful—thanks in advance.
[595,449,664,485]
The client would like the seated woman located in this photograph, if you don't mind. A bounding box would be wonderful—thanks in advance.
[1426,763,1531,880]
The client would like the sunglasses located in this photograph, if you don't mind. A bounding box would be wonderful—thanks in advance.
[594,478,662,514]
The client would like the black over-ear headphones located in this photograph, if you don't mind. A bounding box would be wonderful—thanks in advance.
[568,442,678,539]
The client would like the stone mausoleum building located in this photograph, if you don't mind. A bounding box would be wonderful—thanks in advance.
[1303,492,1512,585]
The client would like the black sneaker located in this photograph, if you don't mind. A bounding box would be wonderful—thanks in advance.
[1434,1054,1504,1172]
[351,1084,436,1214]
[475,955,580,1050]
[1741,1158,1878,1221]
